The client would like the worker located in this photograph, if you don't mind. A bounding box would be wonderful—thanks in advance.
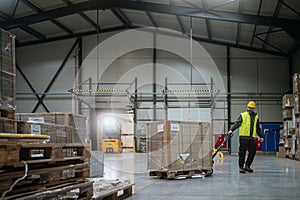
[227,101,264,173]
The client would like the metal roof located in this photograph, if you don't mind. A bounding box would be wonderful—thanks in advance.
[0,0,299,56]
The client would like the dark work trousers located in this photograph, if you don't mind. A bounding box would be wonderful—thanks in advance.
[239,137,256,169]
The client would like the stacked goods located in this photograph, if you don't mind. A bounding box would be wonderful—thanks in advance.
[147,120,212,179]
[15,112,88,144]
[20,122,75,143]
[0,117,15,133]
[0,29,16,118]
[281,73,300,160]
[0,141,91,199]
[293,73,300,160]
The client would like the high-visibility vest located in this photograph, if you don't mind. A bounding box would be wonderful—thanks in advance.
[239,111,258,137]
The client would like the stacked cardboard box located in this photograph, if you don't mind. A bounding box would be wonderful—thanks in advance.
[0,29,16,117]
[0,117,15,133]
[280,73,300,160]
[15,112,88,144]
[146,120,212,172]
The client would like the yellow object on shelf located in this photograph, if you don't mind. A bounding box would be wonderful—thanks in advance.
[102,138,122,153]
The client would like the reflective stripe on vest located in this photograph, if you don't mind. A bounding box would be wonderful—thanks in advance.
[239,111,258,137]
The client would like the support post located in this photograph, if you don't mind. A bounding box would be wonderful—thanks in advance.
[227,46,231,152]
[153,33,157,121]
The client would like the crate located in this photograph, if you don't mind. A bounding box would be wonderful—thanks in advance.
[146,120,212,178]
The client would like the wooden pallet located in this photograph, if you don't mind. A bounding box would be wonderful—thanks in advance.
[149,168,213,179]
[93,184,134,200]
[3,180,93,200]
[0,142,90,168]
[0,162,90,195]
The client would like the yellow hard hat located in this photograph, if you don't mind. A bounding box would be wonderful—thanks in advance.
[247,101,256,109]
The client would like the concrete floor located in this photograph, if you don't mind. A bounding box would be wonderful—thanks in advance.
[103,153,300,200]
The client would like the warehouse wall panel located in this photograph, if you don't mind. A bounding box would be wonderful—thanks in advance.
[16,31,289,127]
[16,39,77,113]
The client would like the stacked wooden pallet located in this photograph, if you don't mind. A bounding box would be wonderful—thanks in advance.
[0,141,92,199]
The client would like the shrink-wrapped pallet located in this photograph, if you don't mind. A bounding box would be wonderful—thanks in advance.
[147,120,212,172]
[0,29,16,111]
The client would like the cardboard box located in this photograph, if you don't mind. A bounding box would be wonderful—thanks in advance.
[17,122,75,143]
[282,108,292,120]
[282,94,294,109]
[15,112,87,143]
[0,117,14,133]
[294,93,300,114]
[121,135,134,148]
[293,73,300,93]
[146,120,212,171]
[276,146,286,158]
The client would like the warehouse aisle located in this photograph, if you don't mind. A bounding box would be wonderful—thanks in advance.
[103,153,300,200]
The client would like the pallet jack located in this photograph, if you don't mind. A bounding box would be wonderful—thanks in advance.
[173,133,234,179]
[212,132,234,160]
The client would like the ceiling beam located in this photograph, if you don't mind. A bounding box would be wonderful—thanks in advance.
[17,24,288,57]
[262,2,282,49]
[20,0,73,35]
[111,9,131,27]
[250,0,263,47]
[16,26,128,47]
[12,0,20,19]
[1,0,299,41]
[62,0,99,30]
[235,0,242,45]
[20,26,46,40]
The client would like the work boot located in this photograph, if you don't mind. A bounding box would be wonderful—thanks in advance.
[239,168,246,173]
[245,165,254,173]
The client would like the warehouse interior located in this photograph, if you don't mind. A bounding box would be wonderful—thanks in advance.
[0,0,300,199]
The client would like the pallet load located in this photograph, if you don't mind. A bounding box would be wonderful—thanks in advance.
[280,94,294,158]
[0,141,92,199]
[147,120,212,179]
[280,73,300,161]
[15,112,88,144]
[292,73,300,160]
[0,29,16,120]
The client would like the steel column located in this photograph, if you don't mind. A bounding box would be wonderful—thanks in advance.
[153,33,157,121]
[227,46,231,133]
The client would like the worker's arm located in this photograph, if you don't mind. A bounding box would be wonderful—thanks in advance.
[256,118,264,142]
[227,114,242,135]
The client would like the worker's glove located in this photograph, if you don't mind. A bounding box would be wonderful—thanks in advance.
[226,130,233,136]
[259,137,264,142]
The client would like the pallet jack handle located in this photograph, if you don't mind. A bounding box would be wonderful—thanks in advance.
[212,132,235,159]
